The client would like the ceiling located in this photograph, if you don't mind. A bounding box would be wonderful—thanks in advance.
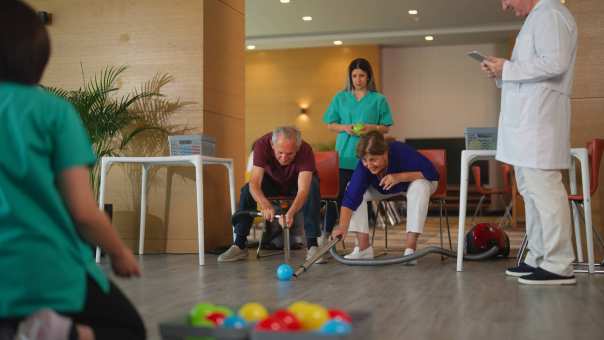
[245,0,524,50]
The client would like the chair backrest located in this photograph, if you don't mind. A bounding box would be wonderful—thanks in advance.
[314,151,339,200]
[587,138,604,195]
[471,163,513,195]
[418,149,447,199]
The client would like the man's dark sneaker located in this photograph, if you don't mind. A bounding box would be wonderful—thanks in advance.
[505,262,536,277]
[518,267,576,285]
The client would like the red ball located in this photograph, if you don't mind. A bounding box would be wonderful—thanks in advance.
[328,309,352,324]
[272,309,302,331]
[255,317,287,332]
[205,312,226,326]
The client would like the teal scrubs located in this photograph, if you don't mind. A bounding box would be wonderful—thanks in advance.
[323,90,394,169]
[0,82,109,318]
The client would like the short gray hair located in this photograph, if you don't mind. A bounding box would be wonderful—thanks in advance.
[272,126,302,147]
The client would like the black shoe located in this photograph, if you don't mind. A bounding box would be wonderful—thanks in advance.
[518,267,576,285]
[505,262,536,277]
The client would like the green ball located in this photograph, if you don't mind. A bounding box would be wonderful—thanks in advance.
[212,306,234,317]
[352,123,364,134]
[189,303,216,326]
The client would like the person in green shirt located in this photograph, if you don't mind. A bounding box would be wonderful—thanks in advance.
[0,2,145,339]
[322,58,394,236]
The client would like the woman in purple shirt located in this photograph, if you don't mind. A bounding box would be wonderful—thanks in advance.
[331,132,439,263]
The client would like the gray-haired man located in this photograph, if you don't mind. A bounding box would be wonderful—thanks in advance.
[218,126,323,262]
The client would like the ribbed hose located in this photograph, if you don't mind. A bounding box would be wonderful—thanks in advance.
[329,244,500,266]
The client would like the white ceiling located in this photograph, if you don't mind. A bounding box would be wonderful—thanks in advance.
[246,0,524,50]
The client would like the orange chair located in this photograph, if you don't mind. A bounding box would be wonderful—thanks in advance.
[517,139,604,272]
[470,163,513,225]
[372,149,452,252]
[314,151,340,234]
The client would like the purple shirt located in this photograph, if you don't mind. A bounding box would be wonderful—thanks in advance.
[342,141,439,211]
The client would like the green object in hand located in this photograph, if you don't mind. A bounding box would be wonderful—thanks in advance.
[352,123,364,135]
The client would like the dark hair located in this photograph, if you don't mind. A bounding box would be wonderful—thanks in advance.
[0,0,50,85]
[345,58,377,92]
[356,131,389,158]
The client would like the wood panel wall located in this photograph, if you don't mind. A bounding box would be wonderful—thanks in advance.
[31,0,244,253]
[567,0,604,258]
[245,45,381,149]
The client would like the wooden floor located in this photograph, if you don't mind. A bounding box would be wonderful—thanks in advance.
[106,218,604,340]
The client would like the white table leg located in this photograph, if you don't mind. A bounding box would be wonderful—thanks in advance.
[457,151,471,272]
[226,161,237,241]
[138,164,149,255]
[577,150,594,273]
[194,157,205,266]
[568,158,584,262]
[96,159,110,263]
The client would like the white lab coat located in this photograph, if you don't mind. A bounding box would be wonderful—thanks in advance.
[496,0,577,170]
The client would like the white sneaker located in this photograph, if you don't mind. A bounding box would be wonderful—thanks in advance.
[404,248,417,266]
[15,309,72,340]
[306,246,327,264]
[344,246,374,260]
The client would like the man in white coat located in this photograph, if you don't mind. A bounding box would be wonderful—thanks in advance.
[482,0,577,285]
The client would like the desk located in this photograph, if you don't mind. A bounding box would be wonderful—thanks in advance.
[94,155,237,266]
[455,148,594,273]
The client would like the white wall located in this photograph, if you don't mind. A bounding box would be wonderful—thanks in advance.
[382,43,509,140]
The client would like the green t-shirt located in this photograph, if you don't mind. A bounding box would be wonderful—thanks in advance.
[323,91,394,169]
[0,82,109,318]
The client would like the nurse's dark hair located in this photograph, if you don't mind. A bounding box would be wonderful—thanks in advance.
[356,131,389,158]
[345,58,377,92]
[0,0,50,85]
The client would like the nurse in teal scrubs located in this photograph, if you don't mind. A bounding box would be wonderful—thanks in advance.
[323,58,394,235]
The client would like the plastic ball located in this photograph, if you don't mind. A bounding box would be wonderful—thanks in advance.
[254,316,287,332]
[352,123,364,135]
[222,315,247,329]
[238,302,269,323]
[320,319,352,335]
[303,304,329,330]
[328,309,352,323]
[212,305,234,317]
[276,264,294,281]
[205,312,226,326]
[189,303,216,326]
[271,309,302,331]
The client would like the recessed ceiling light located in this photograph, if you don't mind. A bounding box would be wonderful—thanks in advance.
[302,16,313,21]
[247,45,256,50]
[333,40,343,45]
[280,0,290,3]
[424,35,434,41]
[408,9,418,15]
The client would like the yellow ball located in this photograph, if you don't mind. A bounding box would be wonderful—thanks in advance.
[302,304,329,330]
[287,301,310,315]
[238,302,268,322]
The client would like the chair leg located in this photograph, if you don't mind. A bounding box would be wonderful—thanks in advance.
[444,200,453,251]
[470,195,486,225]
[516,234,528,266]
[256,226,265,259]
[439,200,445,260]
[571,200,584,262]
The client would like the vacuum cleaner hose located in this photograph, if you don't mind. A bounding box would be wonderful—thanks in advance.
[329,244,500,266]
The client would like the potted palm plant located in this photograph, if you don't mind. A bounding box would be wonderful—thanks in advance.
[45,65,189,197]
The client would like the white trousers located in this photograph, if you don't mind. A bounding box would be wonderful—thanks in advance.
[348,179,438,235]
[515,166,574,276]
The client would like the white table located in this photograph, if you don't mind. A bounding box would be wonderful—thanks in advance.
[455,148,594,273]
[94,155,237,266]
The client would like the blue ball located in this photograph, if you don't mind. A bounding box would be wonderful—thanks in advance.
[320,319,352,335]
[222,315,247,329]
[276,263,294,281]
